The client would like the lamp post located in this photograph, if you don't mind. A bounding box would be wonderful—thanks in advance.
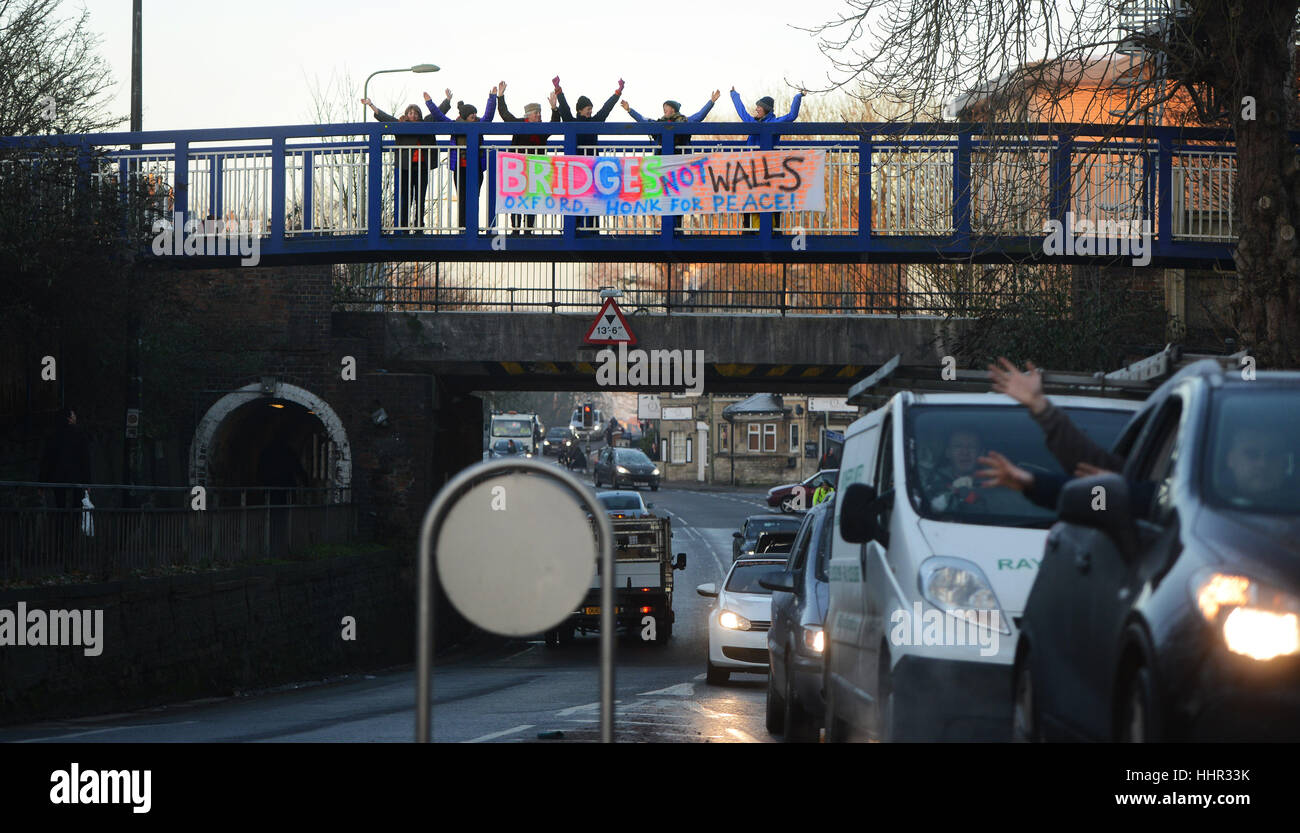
[362,64,441,121]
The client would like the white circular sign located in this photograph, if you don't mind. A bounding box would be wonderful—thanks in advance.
[435,471,597,635]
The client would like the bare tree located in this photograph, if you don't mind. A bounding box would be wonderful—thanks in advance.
[806,0,1300,367]
[0,0,122,135]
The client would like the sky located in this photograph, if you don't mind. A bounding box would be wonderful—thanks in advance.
[79,0,853,132]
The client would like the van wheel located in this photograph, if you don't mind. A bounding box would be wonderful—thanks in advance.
[1118,665,1157,742]
[766,667,786,735]
[706,660,729,686]
[784,661,818,743]
[1011,653,1040,742]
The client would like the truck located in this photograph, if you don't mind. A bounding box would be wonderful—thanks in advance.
[545,516,687,646]
[569,403,601,441]
[489,412,542,454]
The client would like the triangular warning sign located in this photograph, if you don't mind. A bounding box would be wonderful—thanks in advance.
[584,298,636,345]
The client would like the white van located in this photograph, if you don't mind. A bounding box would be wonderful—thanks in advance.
[823,391,1140,741]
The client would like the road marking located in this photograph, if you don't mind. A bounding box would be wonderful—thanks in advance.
[693,672,706,680]
[637,683,695,697]
[463,724,534,743]
[557,700,623,717]
[14,720,199,743]
[504,646,537,661]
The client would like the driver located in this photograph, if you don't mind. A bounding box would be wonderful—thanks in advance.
[1221,428,1292,504]
[926,428,985,512]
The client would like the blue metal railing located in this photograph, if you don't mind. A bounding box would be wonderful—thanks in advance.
[0,120,1257,265]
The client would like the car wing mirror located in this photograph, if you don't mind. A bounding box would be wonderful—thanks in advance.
[696,582,717,597]
[733,531,743,539]
[1058,473,1138,559]
[674,552,687,570]
[759,570,796,593]
[840,482,882,543]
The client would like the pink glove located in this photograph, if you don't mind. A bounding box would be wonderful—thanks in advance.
[552,75,561,88]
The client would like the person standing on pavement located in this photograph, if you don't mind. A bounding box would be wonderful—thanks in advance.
[361,93,451,230]
[495,80,561,234]
[40,407,91,510]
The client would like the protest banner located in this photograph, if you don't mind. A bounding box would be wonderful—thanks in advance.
[495,149,825,216]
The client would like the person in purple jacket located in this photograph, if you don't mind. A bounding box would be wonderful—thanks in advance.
[424,86,498,230]
[730,87,806,232]
[361,93,450,230]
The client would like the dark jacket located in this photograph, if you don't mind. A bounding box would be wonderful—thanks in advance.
[627,99,715,150]
[1030,400,1126,474]
[555,91,621,151]
[40,423,92,486]
[496,95,561,148]
[424,94,497,172]
[372,98,450,168]
[729,90,803,146]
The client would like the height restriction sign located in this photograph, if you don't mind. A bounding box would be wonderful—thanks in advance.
[583,297,636,345]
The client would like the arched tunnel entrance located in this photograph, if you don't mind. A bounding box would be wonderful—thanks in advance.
[190,382,352,506]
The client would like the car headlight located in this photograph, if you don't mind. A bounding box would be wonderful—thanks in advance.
[616,466,630,474]
[719,610,751,630]
[652,468,660,476]
[803,626,825,654]
[917,556,1010,634]
[1192,571,1300,661]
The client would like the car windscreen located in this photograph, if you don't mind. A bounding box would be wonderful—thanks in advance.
[905,404,1134,528]
[726,562,785,594]
[615,449,652,466]
[546,428,571,440]
[599,495,642,510]
[492,419,531,437]
[1203,389,1300,514]
[491,440,521,453]
[747,517,802,537]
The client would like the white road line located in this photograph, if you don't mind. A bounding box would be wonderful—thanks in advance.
[694,672,706,680]
[636,683,695,697]
[504,646,536,661]
[14,721,198,743]
[462,724,535,743]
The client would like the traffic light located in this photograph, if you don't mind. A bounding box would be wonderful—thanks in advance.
[582,404,593,429]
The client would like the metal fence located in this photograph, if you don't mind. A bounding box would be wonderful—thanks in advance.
[0,483,357,582]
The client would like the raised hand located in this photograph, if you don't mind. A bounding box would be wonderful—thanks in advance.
[360,97,373,107]
[976,451,1033,492]
[620,100,630,111]
[988,357,1047,415]
[498,80,507,95]
[552,75,561,89]
[490,85,499,96]
[730,86,736,92]
[423,91,432,101]
[444,88,452,100]
[710,89,721,102]
[548,90,558,108]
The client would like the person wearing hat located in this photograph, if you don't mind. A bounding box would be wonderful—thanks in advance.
[620,90,720,151]
[361,92,451,231]
[496,80,561,234]
[553,75,624,230]
[730,86,806,232]
[423,86,498,230]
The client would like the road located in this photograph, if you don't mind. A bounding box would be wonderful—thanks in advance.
[0,481,793,743]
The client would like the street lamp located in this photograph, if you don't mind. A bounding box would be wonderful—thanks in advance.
[362,64,441,121]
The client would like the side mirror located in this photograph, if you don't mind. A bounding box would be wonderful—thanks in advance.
[647,503,655,509]
[1058,474,1138,558]
[674,552,687,570]
[696,582,717,597]
[840,482,881,544]
[732,531,743,539]
[760,570,797,593]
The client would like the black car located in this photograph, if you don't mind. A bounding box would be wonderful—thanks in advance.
[732,514,804,560]
[593,446,661,490]
[488,438,530,458]
[1014,362,1300,742]
[761,501,833,742]
[541,426,578,457]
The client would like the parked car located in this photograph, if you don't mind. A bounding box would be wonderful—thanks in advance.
[596,490,655,519]
[825,391,1140,741]
[767,469,839,513]
[761,501,834,741]
[697,557,787,684]
[593,446,661,490]
[732,514,805,560]
[1013,363,1300,742]
[541,426,578,457]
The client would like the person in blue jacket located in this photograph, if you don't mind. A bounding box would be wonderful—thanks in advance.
[730,87,805,231]
[423,86,498,230]
[619,91,720,151]
[361,92,451,230]
[553,75,623,230]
